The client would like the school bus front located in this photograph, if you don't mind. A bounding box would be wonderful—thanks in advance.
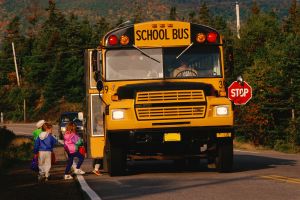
[91,21,233,176]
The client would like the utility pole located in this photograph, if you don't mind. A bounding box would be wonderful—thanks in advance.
[12,42,20,86]
[236,1,241,39]
[12,42,26,122]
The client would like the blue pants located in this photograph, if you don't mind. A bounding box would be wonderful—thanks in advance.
[65,151,84,174]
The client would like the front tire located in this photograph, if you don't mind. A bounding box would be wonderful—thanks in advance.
[216,138,233,172]
[104,134,127,176]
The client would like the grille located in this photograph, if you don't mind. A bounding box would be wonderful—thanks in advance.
[136,90,205,104]
[136,105,206,120]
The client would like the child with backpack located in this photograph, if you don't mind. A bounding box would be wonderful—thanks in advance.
[33,122,56,181]
[64,122,85,180]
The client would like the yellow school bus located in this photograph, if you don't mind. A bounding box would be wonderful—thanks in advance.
[84,21,234,176]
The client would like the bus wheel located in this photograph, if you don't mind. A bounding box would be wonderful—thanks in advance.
[105,136,126,176]
[216,138,233,173]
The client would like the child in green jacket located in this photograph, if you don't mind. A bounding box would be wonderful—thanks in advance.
[32,120,45,140]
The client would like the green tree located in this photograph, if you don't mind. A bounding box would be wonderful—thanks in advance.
[198,2,211,26]
[132,0,143,23]
[188,11,197,23]
[251,1,260,15]
[169,6,178,20]
[233,11,286,146]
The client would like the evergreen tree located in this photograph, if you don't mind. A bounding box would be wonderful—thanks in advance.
[188,11,197,23]
[0,16,27,120]
[198,2,211,26]
[92,17,110,46]
[169,6,177,20]
[283,0,300,34]
[132,0,143,23]
[234,11,285,146]
[251,1,260,15]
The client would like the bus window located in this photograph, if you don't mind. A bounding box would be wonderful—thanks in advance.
[91,94,103,136]
[163,46,222,78]
[106,48,163,81]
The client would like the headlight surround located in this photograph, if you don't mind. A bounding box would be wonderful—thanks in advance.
[61,127,66,132]
[215,105,229,116]
[112,109,125,120]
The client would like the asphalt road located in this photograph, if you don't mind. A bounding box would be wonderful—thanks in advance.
[82,150,300,200]
[4,123,300,200]
[3,123,59,138]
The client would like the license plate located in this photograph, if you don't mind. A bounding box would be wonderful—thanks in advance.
[164,133,181,142]
[216,132,232,138]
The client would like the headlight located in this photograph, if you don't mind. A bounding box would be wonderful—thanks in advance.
[112,110,125,120]
[215,106,229,116]
[61,127,66,132]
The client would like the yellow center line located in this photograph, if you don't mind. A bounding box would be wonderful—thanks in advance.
[260,175,300,184]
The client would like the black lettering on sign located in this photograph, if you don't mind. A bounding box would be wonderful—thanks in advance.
[184,28,189,39]
[165,29,170,40]
[147,30,152,40]
[136,30,141,41]
[137,28,184,41]
[159,29,165,39]
[172,29,178,39]
[141,30,147,40]
[172,28,189,39]
[104,86,108,93]
[153,30,158,40]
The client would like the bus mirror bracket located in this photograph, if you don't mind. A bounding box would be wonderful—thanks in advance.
[96,80,104,91]
[92,50,98,72]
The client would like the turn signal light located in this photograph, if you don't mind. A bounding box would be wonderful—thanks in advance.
[108,35,118,45]
[111,95,119,101]
[120,35,129,45]
[196,33,206,43]
[207,32,218,43]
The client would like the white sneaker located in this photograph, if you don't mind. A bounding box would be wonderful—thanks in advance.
[64,174,73,180]
[74,168,86,175]
[38,175,45,182]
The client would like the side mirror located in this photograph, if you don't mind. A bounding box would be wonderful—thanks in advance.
[92,50,103,81]
[78,112,84,121]
[96,80,104,91]
[237,75,243,83]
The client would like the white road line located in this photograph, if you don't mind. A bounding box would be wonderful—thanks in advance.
[59,139,101,199]
[234,149,260,154]
[77,175,102,200]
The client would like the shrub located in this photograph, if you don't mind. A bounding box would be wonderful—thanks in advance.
[0,126,16,151]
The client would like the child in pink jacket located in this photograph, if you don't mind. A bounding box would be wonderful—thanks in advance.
[64,122,85,180]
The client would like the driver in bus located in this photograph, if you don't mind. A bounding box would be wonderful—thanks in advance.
[171,60,198,78]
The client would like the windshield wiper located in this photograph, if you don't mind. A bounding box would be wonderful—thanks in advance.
[176,42,194,59]
[132,45,160,63]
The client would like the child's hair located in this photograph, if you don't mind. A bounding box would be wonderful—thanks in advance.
[66,122,77,133]
[41,122,52,131]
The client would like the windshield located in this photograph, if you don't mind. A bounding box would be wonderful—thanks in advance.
[61,113,79,123]
[164,46,221,78]
[105,46,221,81]
[106,48,163,80]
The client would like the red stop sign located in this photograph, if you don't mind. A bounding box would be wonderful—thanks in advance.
[228,81,252,105]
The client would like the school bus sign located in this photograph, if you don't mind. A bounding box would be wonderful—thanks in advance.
[134,21,190,47]
[228,81,252,105]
